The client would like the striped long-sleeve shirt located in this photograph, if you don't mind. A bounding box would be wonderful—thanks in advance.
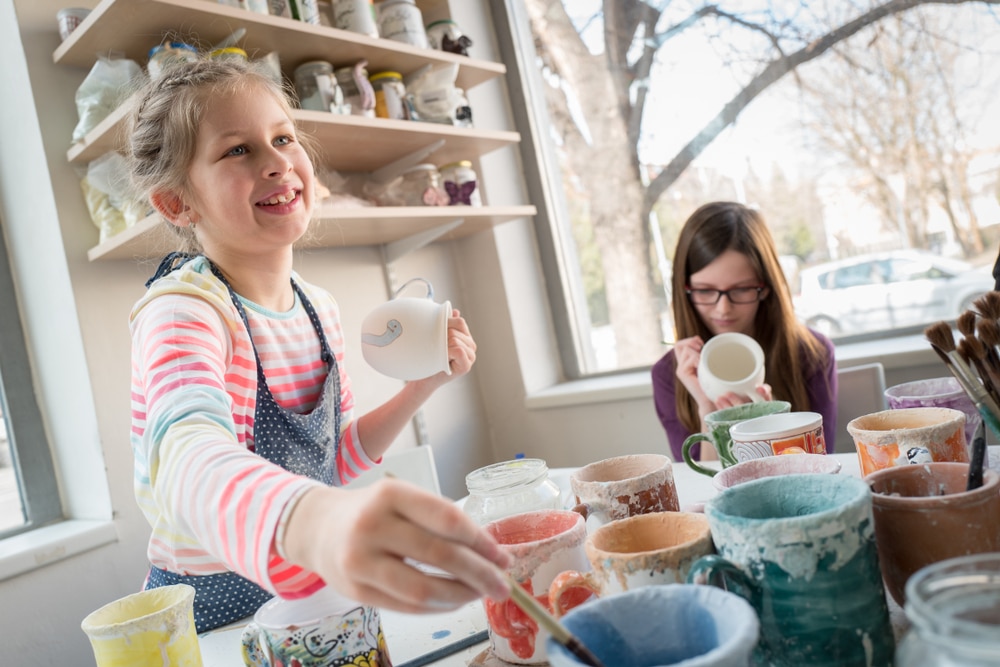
[130,256,375,598]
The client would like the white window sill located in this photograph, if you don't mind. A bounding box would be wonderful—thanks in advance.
[0,519,117,582]
[524,334,939,409]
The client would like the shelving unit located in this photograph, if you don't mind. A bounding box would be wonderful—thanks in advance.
[59,0,536,262]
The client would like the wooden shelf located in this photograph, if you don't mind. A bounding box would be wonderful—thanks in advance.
[53,0,504,91]
[68,105,521,171]
[87,205,537,261]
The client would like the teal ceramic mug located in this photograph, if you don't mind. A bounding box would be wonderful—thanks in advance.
[687,474,895,667]
[682,400,790,476]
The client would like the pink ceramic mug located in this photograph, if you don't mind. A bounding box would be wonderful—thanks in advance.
[482,509,590,665]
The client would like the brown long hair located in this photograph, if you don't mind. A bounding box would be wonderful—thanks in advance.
[671,202,828,432]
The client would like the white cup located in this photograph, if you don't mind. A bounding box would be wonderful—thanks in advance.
[361,277,452,381]
[698,332,766,402]
[728,411,827,462]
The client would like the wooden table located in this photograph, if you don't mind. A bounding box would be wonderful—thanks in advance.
[198,452,876,666]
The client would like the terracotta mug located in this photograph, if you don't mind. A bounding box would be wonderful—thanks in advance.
[688,474,895,666]
[727,410,826,462]
[847,406,968,476]
[682,400,792,476]
[482,509,590,665]
[569,453,679,527]
[548,511,714,617]
[866,462,1000,606]
[360,277,452,381]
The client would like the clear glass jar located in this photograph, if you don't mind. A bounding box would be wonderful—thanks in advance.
[439,160,482,206]
[294,60,336,111]
[147,42,199,80]
[375,0,429,48]
[895,553,1000,666]
[464,458,562,525]
[369,71,407,119]
[378,164,444,206]
[334,65,375,117]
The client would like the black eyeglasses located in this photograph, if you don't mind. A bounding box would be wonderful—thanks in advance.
[685,285,766,305]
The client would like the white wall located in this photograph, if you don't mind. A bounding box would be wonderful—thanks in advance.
[0,1,947,664]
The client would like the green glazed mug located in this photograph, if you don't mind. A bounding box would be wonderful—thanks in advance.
[681,401,790,476]
[687,474,895,667]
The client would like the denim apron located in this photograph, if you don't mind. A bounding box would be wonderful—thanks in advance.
[143,253,342,632]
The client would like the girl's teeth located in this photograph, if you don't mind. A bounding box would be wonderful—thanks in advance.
[262,192,294,205]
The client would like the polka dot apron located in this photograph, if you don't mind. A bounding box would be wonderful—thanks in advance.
[143,254,342,632]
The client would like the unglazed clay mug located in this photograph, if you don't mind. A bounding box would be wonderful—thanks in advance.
[711,452,841,491]
[241,586,387,667]
[867,462,1000,606]
[697,332,766,403]
[483,509,590,665]
[884,376,982,448]
[569,453,679,526]
[727,410,826,462]
[847,406,968,476]
[548,511,714,617]
[81,584,203,667]
[682,400,791,476]
[360,277,452,381]
[688,474,895,667]
[546,585,759,667]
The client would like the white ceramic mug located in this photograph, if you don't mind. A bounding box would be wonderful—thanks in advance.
[241,586,387,667]
[361,277,452,381]
[728,411,826,462]
[698,332,766,403]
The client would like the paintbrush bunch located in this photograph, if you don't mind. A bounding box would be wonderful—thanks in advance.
[924,291,1000,435]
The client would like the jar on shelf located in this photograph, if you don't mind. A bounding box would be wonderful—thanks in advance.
[379,164,446,206]
[294,60,337,111]
[208,47,248,63]
[426,19,472,56]
[334,63,375,117]
[439,161,482,207]
[332,0,378,37]
[895,553,1000,666]
[147,42,199,80]
[375,0,429,49]
[464,458,563,525]
[369,71,407,120]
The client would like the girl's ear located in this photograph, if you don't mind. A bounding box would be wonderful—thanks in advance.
[150,190,195,227]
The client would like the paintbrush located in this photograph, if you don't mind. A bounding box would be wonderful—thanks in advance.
[925,321,1000,440]
[957,335,1000,407]
[973,291,1000,321]
[504,574,607,667]
[967,419,987,491]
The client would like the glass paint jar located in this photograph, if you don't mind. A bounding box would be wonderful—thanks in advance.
[895,554,1000,666]
[439,160,482,206]
[332,0,378,37]
[379,164,445,206]
[369,71,407,120]
[375,0,428,49]
[335,65,375,117]
[294,61,336,111]
[464,458,562,525]
[147,42,199,80]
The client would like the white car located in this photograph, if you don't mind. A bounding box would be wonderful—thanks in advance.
[793,250,994,336]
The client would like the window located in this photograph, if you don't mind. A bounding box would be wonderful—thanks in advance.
[495,1,1000,376]
[0,216,61,536]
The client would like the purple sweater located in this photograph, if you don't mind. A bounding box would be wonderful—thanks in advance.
[652,329,838,461]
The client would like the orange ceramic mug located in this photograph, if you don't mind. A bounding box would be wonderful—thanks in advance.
[847,407,967,476]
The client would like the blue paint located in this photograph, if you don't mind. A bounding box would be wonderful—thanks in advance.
[431,630,451,639]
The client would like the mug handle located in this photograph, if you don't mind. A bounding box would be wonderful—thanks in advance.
[548,570,599,618]
[687,554,758,605]
[393,276,433,300]
[682,434,719,477]
[240,622,270,667]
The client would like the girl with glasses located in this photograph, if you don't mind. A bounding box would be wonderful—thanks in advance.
[652,202,837,462]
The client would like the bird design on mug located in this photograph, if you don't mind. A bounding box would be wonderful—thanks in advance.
[363,319,402,347]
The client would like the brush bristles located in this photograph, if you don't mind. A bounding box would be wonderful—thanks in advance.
[973,291,1000,321]
[957,310,979,337]
[924,321,957,353]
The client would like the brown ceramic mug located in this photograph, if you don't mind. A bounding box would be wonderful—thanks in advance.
[569,454,679,526]
[866,462,1000,606]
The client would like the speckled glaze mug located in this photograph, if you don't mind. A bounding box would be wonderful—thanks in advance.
[847,407,968,476]
[569,454,679,527]
[688,474,895,667]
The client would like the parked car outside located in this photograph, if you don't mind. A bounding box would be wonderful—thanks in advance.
[793,250,994,337]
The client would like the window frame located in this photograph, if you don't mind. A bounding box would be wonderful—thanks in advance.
[0,213,62,537]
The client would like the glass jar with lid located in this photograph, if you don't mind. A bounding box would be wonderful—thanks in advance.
[464,458,562,525]
[378,164,445,206]
[369,71,407,120]
[375,0,429,49]
[334,64,375,117]
[439,161,482,207]
[895,553,1000,666]
[294,61,336,111]
[147,42,199,80]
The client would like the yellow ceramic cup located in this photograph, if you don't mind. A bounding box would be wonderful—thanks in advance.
[81,584,203,667]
